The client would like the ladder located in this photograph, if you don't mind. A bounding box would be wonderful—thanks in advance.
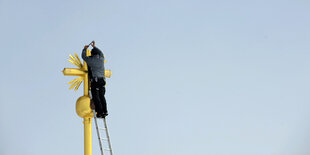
[93,110,113,155]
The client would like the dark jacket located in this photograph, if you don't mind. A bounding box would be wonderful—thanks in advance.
[81,47,105,78]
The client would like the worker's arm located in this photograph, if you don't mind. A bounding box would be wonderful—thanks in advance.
[81,45,89,61]
[90,41,104,57]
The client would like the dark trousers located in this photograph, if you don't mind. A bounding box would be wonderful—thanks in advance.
[91,77,107,115]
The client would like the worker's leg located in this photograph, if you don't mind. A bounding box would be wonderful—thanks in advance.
[98,79,108,114]
[91,81,104,116]
[99,86,107,114]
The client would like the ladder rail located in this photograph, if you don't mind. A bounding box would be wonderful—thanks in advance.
[93,110,105,155]
[103,118,113,155]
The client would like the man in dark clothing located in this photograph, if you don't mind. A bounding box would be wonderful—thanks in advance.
[82,41,108,118]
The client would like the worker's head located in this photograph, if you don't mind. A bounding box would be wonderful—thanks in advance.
[86,48,100,57]
[91,47,100,56]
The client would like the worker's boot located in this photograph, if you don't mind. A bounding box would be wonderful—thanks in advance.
[96,112,103,118]
[102,112,108,118]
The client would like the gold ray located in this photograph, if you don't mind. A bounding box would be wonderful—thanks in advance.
[74,81,83,91]
[69,54,82,68]
[68,59,81,68]
[69,81,79,89]
[68,76,83,85]
[70,54,81,66]
[74,53,82,65]
[68,78,78,85]
[104,60,107,63]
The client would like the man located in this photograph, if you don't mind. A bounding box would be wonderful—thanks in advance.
[82,41,108,118]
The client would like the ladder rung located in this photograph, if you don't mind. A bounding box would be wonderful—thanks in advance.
[104,148,111,151]
[99,128,106,130]
[100,138,108,141]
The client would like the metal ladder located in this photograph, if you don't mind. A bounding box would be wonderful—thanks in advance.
[93,110,113,155]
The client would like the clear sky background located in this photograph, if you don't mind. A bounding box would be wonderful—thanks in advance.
[0,0,310,155]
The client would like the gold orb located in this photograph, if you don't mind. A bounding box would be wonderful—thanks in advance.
[76,96,93,118]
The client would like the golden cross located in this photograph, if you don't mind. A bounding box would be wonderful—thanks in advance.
[63,53,89,94]
[62,52,111,95]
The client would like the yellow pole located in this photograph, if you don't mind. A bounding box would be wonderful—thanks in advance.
[84,117,92,155]
[82,62,91,155]
[83,62,89,96]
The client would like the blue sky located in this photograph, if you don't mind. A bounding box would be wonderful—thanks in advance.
[1,0,310,155]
